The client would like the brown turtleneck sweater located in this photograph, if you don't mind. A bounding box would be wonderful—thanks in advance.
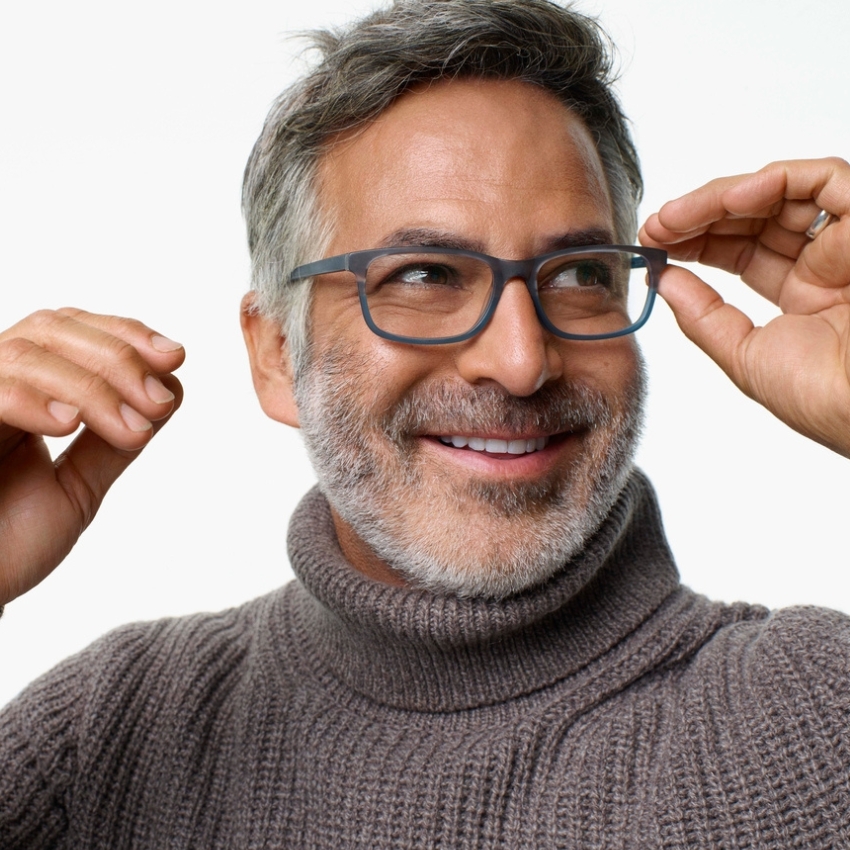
[1,471,848,848]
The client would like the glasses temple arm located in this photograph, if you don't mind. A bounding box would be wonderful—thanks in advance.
[290,255,348,282]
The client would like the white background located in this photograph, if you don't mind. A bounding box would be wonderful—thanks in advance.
[1,0,848,708]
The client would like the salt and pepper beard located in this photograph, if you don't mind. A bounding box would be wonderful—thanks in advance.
[294,341,647,598]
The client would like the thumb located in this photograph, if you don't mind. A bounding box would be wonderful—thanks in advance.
[54,373,183,532]
[657,265,758,398]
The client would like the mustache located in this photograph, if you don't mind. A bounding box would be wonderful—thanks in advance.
[295,337,647,449]
[383,379,621,442]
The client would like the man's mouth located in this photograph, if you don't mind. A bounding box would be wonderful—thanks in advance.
[437,435,550,455]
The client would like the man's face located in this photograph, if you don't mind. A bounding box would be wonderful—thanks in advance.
[293,78,645,596]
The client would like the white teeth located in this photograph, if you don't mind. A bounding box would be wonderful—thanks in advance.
[439,435,550,454]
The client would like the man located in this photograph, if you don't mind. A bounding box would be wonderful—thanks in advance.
[1,0,848,847]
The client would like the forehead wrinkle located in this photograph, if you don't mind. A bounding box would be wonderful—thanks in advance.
[434,158,612,235]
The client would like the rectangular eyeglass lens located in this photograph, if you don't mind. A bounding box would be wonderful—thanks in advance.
[536,250,649,336]
[364,252,492,338]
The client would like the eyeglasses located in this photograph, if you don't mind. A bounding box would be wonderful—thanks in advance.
[289,244,667,345]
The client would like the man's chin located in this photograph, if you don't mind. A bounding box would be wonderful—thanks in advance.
[375,420,641,597]
[331,455,634,599]
[357,511,602,599]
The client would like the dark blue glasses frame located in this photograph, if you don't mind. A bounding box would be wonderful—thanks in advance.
[289,244,667,345]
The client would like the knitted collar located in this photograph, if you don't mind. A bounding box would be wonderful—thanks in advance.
[285,469,681,712]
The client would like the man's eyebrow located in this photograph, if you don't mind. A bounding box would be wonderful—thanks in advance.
[544,228,617,251]
[378,226,618,255]
[379,228,486,252]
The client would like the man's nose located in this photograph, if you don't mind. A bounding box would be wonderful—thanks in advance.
[454,278,563,396]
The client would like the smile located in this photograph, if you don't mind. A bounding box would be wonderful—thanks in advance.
[437,435,549,454]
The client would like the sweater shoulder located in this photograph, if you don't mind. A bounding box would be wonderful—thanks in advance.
[693,603,850,699]
[676,603,850,769]
[61,587,283,705]
[744,605,850,723]
[0,588,288,847]
[1,585,286,738]
[751,604,849,681]
[643,603,850,844]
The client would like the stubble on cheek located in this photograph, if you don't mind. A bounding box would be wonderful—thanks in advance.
[293,341,415,492]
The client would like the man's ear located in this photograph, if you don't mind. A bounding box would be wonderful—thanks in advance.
[240,292,300,427]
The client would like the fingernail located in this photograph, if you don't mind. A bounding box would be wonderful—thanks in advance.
[120,403,152,432]
[48,400,79,424]
[144,374,175,404]
[150,334,183,353]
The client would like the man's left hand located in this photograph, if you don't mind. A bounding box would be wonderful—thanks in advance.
[640,157,850,457]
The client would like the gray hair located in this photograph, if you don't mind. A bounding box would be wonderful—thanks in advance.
[242,0,643,365]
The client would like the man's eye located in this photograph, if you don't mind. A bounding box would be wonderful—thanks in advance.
[387,264,456,287]
[542,261,612,290]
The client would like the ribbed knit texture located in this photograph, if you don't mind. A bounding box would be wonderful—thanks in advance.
[1,470,848,848]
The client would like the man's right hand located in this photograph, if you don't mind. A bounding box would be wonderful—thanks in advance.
[0,308,184,606]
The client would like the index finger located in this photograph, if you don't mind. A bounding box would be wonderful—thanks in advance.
[54,308,186,371]
[0,308,185,373]
[651,157,850,237]
[640,158,850,304]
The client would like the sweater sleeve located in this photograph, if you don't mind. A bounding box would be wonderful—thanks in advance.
[0,641,88,848]
[728,605,850,840]
[753,604,848,694]
[635,602,850,847]
[0,601,259,849]
[747,604,850,752]
[0,618,180,849]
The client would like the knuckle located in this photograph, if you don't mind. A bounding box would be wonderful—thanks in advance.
[54,454,99,531]
[2,375,27,405]
[824,155,849,169]
[55,306,86,321]
[28,308,66,333]
[59,308,149,341]
[755,161,786,184]
[105,335,137,362]
[0,310,68,349]
[99,337,146,377]
[109,316,157,353]
[0,336,37,367]
[113,315,147,336]
[0,375,25,412]
[77,370,112,400]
